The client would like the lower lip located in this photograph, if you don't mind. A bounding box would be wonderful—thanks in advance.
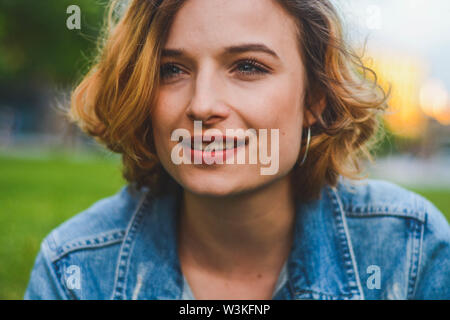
[185,143,247,164]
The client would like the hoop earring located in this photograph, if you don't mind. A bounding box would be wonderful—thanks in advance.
[299,126,311,166]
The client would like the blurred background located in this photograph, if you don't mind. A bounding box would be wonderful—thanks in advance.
[0,0,449,299]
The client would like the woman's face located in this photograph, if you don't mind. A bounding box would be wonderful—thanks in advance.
[152,0,307,197]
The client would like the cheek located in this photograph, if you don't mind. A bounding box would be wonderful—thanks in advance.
[235,72,303,121]
[151,97,177,157]
[242,79,304,169]
[237,78,304,140]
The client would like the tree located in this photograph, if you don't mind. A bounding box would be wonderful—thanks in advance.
[0,0,107,85]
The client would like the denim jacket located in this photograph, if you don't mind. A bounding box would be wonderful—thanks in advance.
[24,177,450,300]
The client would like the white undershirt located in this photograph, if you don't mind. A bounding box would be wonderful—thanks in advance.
[181,260,288,300]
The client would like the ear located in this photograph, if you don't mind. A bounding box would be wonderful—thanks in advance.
[304,96,326,128]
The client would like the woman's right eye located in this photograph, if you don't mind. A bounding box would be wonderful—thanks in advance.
[160,63,185,81]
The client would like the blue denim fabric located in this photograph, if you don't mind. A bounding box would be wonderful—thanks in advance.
[24,177,450,300]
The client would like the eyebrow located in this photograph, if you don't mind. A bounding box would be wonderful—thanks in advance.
[161,43,280,60]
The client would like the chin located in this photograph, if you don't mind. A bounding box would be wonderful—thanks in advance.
[178,169,254,198]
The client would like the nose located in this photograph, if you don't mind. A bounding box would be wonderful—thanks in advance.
[186,64,230,126]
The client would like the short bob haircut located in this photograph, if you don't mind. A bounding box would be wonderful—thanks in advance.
[69,0,390,203]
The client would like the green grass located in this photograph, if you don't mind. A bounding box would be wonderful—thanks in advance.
[0,152,448,300]
[0,152,125,300]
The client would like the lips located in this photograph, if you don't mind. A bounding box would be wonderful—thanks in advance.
[180,135,249,164]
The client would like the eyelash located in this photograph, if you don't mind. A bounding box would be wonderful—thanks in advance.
[234,58,269,76]
[160,64,184,80]
[160,58,269,81]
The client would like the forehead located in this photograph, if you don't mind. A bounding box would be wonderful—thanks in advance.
[164,0,300,57]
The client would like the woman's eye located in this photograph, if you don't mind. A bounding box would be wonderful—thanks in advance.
[160,60,269,82]
[234,59,269,77]
[160,63,185,80]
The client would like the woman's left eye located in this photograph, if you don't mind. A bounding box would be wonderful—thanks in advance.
[233,59,269,76]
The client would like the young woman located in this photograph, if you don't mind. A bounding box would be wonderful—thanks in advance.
[25,0,449,300]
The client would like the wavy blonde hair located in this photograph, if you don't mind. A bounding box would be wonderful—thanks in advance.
[69,0,390,202]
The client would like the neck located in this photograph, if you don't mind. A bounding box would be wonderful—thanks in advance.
[177,174,296,277]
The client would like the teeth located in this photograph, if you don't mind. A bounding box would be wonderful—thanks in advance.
[203,141,228,152]
[191,138,246,151]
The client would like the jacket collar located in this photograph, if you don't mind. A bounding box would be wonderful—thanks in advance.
[287,183,365,299]
[112,180,365,300]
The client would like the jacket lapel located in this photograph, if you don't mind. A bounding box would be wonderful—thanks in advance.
[288,183,365,299]
[112,190,184,300]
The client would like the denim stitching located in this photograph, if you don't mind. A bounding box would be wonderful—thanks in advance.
[41,234,73,299]
[120,201,149,300]
[345,207,426,223]
[327,185,365,300]
[50,230,126,262]
[411,219,424,298]
[111,191,150,300]
[407,191,426,298]
[294,289,354,300]
[53,257,74,299]
[337,179,426,223]
[290,186,363,300]
[406,218,423,299]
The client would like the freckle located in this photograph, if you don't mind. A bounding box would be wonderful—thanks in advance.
[257,274,262,279]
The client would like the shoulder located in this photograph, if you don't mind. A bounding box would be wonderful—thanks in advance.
[335,177,432,222]
[332,178,450,299]
[44,184,148,262]
[25,184,150,299]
